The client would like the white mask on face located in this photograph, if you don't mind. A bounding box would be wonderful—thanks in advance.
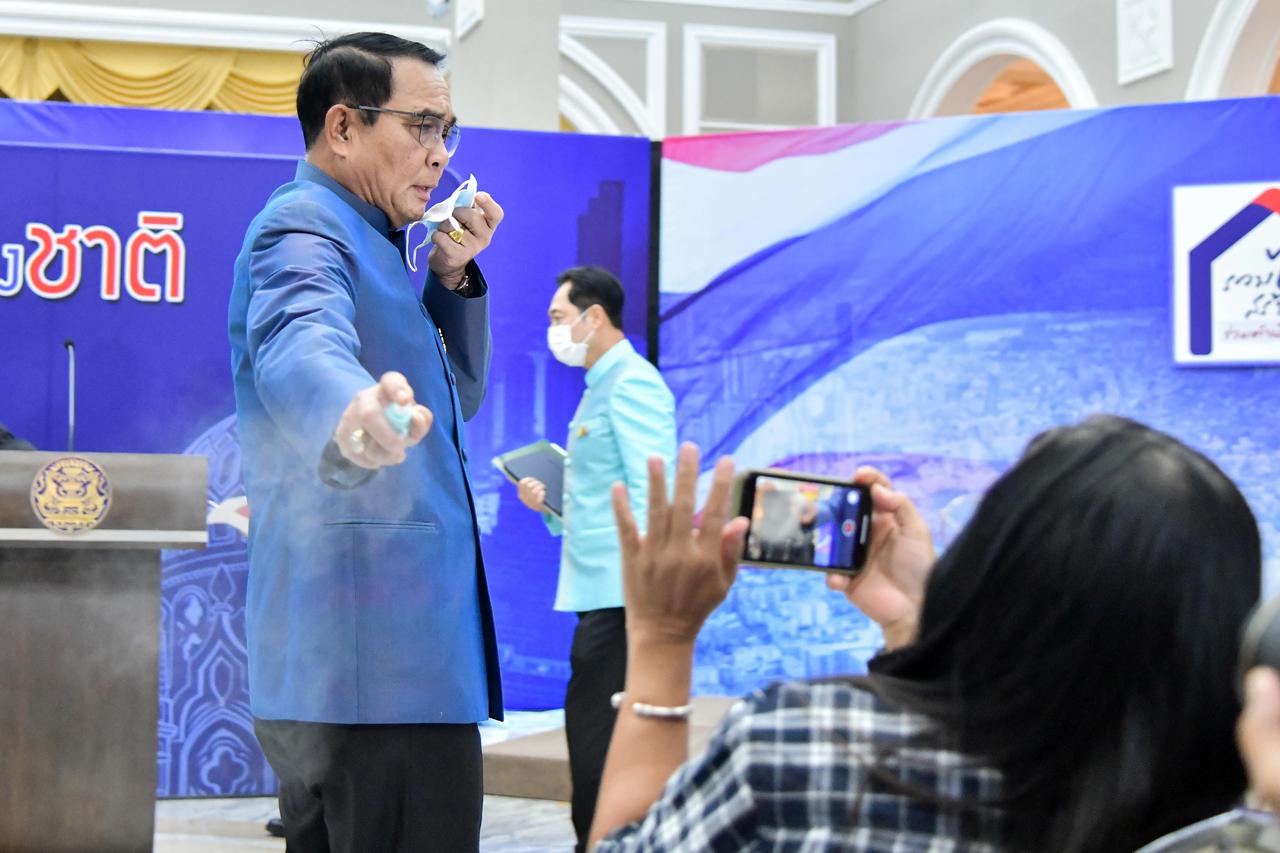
[547,311,594,367]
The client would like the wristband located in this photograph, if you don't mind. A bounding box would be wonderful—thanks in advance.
[610,691,692,720]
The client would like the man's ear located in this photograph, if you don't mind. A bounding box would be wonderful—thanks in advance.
[324,104,356,152]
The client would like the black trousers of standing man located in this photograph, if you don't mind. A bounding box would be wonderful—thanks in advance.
[564,607,628,852]
[253,718,482,853]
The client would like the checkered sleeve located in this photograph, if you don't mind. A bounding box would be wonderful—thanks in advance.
[594,680,1006,850]
[594,695,761,852]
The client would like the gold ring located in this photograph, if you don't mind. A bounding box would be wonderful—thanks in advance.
[448,228,465,245]
[348,429,367,454]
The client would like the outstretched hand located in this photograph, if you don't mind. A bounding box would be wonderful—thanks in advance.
[332,371,433,470]
[611,443,749,647]
[825,466,935,650]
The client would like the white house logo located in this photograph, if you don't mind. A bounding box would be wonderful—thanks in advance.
[1173,183,1280,365]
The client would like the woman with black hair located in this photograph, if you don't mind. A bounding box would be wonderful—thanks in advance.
[590,416,1261,852]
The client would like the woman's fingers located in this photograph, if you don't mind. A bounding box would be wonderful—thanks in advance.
[698,456,736,548]
[613,481,641,554]
[646,454,670,542]
[668,444,700,542]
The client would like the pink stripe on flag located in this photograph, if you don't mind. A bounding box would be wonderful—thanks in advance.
[662,121,908,172]
[1253,188,1280,216]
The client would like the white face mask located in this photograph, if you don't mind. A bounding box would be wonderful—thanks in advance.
[547,311,594,367]
[404,174,477,272]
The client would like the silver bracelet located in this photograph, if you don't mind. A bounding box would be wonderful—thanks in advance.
[610,691,692,720]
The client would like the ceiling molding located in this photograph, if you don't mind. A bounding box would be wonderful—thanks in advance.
[623,0,885,16]
[559,74,624,134]
[560,16,667,137]
[682,23,837,135]
[0,1,450,52]
[909,18,1097,119]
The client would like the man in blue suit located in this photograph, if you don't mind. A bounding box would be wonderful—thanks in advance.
[515,267,677,851]
[227,32,504,852]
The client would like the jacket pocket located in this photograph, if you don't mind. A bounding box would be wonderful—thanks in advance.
[323,518,440,532]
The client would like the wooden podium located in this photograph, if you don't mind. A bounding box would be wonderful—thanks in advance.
[0,450,207,853]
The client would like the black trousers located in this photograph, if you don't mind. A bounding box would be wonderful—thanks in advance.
[564,607,628,853]
[253,717,482,853]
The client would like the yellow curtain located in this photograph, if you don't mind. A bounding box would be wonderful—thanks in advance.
[0,37,59,101]
[0,36,301,114]
[211,51,303,114]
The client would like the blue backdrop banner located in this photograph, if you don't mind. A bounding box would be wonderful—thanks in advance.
[0,99,652,796]
[659,98,1280,697]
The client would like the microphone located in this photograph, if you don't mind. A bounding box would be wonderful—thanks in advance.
[64,339,75,452]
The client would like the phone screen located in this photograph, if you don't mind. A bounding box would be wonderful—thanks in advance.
[741,473,870,572]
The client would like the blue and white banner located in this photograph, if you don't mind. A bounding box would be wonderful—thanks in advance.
[659,98,1280,697]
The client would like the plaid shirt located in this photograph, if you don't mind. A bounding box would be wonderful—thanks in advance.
[596,680,1006,852]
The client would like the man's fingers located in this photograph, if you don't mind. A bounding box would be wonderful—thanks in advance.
[341,440,382,469]
[452,206,491,239]
[430,228,467,259]
[365,443,405,468]
[377,371,413,406]
[343,431,402,469]
[472,192,504,228]
[405,404,433,444]
[359,407,405,455]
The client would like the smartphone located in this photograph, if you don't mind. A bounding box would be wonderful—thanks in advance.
[733,469,872,574]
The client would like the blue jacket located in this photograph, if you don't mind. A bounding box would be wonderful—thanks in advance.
[228,161,502,724]
[546,339,676,612]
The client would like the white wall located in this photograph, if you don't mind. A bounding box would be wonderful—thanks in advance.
[2,0,1272,134]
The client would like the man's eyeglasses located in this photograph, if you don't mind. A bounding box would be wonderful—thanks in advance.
[352,105,461,155]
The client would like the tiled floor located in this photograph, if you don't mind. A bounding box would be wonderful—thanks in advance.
[155,794,577,852]
[155,711,577,852]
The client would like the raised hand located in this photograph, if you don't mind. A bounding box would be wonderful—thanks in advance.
[611,443,749,646]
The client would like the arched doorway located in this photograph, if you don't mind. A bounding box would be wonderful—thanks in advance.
[971,58,1069,114]
[1187,0,1280,99]
[909,18,1096,119]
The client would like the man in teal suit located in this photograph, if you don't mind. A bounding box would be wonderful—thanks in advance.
[516,266,677,851]
[228,32,504,852]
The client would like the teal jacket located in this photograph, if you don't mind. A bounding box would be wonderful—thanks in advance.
[547,339,676,612]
